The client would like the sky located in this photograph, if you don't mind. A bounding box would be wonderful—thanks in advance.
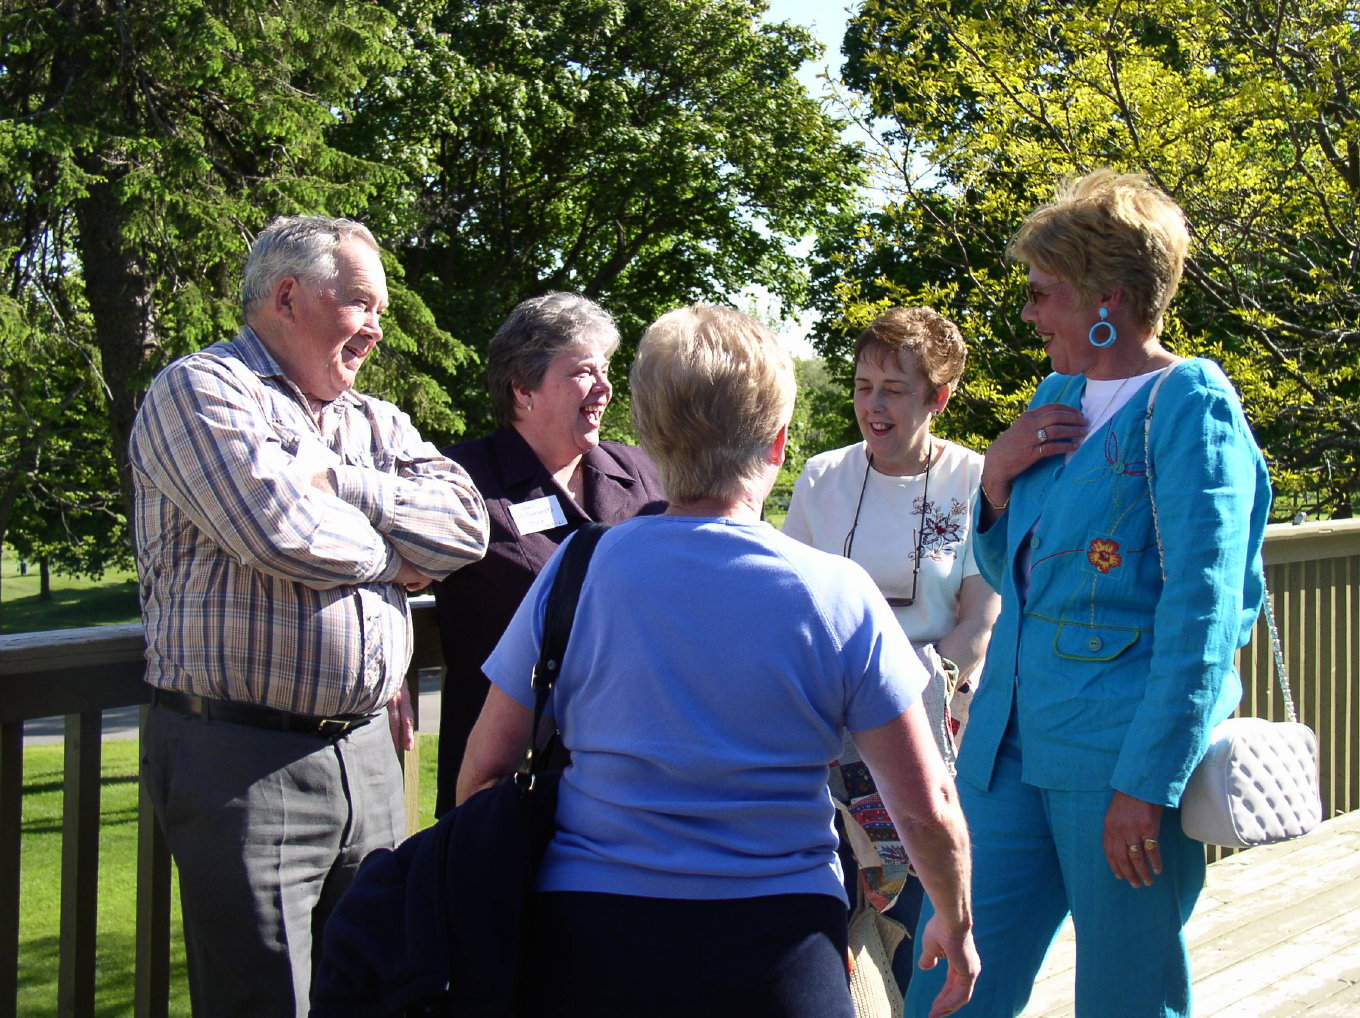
[745,2,857,356]
[763,0,853,93]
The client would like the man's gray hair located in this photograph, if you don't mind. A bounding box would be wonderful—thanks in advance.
[241,215,380,318]
[486,293,620,429]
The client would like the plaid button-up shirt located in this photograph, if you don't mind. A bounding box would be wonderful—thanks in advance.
[129,327,488,716]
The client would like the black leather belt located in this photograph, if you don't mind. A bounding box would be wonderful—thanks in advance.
[150,687,378,738]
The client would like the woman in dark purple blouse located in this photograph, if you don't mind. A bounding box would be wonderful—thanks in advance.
[431,293,667,815]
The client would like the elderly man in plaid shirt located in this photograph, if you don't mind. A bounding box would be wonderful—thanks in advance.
[130,215,488,1018]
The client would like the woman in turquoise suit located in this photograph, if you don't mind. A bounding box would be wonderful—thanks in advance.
[905,170,1272,1018]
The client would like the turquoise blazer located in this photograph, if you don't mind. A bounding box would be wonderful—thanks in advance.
[958,359,1272,806]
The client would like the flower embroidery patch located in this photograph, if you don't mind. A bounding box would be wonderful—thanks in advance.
[915,496,970,560]
[1087,537,1123,574]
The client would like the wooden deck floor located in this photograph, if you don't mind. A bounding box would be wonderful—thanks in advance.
[1020,810,1360,1017]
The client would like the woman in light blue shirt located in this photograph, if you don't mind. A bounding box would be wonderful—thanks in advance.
[906,170,1271,1018]
[461,305,979,1018]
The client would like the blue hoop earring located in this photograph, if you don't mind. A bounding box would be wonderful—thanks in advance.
[1089,306,1117,347]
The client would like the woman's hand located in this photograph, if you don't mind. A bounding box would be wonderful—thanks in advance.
[1103,790,1165,887]
[917,915,980,1017]
[979,402,1087,514]
[933,575,1001,682]
[455,686,535,806]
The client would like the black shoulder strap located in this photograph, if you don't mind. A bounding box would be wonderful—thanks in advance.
[522,522,609,776]
[535,522,609,688]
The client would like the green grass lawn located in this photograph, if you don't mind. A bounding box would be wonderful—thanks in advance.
[0,552,141,635]
[18,734,442,1016]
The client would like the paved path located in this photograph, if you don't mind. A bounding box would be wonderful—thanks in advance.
[22,669,445,744]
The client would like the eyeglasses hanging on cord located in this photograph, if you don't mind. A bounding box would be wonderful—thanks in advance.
[842,444,933,608]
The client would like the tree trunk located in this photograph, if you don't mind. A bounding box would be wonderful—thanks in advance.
[74,170,162,520]
[38,556,51,601]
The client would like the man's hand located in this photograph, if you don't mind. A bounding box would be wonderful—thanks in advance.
[385,678,415,752]
[307,467,337,494]
[392,557,433,593]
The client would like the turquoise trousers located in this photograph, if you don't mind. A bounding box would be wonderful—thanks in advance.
[905,732,1205,1018]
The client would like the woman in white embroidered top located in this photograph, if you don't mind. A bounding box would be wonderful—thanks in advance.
[785,307,1000,766]
[783,307,1000,994]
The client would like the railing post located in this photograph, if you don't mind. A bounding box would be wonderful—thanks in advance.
[134,707,170,1018]
[0,721,22,1018]
[57,712,101,1018]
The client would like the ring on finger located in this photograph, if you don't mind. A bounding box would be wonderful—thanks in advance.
[1036,427,1049,442]
[1128,843,1142,854]
[1144,838,1159,851]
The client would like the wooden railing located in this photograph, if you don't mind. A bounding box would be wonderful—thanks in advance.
[2,520,1358,1017]
[0,604,443,1018]
[1245,519,1360,825]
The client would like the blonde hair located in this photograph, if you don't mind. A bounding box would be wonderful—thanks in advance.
[631,305,795,504]
[854,306,967,392]
[1007,169,1190,333]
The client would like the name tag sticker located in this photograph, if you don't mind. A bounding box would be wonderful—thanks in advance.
[509,495,568,536]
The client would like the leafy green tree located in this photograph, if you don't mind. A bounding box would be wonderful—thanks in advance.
[0,292,127,617]
[1,0,864,587]
[771,356,859,510]
[339,0,866,437]
[0,0,476,530]
[817,0,1360,517]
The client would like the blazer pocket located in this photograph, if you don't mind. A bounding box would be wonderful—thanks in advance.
[1052,623,1142,662]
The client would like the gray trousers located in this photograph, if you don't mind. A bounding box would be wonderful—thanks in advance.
[141,706,405,1018]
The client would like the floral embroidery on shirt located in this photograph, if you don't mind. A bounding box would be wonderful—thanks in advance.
[1087,537,1123,573]
[915,495,969,559]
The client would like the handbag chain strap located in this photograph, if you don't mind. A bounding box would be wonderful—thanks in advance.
[1261,593,1297,723]
[1143,364,1297,724]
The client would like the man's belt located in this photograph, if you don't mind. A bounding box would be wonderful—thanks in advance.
[150,687,379,738]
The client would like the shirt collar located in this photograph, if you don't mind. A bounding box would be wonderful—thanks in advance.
[490,427,553,489]
[489,427,634,489]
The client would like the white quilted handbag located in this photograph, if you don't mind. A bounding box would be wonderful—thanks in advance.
[1180,716,1321,847]
[1145,368,1324,849]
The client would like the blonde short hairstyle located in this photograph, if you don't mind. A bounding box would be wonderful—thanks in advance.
[854,306,967,392]
[631,305,795,505]
[1007,169,1190,334]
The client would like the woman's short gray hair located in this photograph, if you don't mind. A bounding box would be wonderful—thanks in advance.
[631,305,795,505]
[241,215,380,318]
[486,293,620,428]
